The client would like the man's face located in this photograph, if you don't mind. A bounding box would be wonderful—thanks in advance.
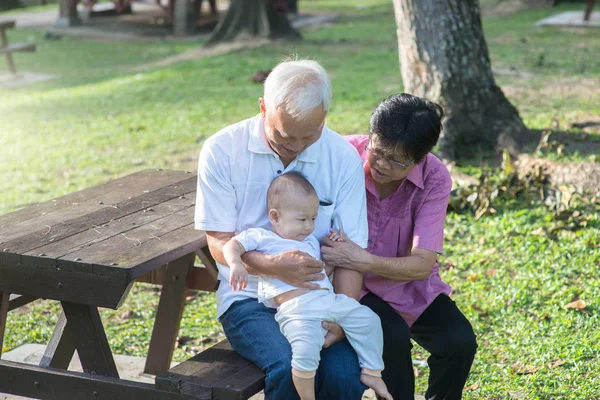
[259,98,325,163]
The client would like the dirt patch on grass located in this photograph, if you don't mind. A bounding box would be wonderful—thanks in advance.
[481,0,551,16]
[502,77,600,100]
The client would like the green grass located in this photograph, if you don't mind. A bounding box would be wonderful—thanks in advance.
[1,1,599,398]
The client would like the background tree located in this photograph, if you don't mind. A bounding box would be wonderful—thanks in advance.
[206,0,300,46]
[0,0,21,11]
[392,0,527,160]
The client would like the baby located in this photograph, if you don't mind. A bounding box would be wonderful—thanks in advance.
[223,172,392,400]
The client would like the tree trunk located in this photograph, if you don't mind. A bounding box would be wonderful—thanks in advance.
[0,0,21,11]
[392,0,526,160]
[206,0,301,46]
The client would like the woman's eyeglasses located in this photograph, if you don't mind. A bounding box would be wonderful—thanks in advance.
[364,145,415,169]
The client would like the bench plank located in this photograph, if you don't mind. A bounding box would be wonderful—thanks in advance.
[0,359,194,400]
[156,340,265,399]
[0,42,35,55]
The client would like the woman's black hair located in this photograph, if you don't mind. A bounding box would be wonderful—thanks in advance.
[369,93,444,164]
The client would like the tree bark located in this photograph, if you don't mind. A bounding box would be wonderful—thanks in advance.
[392,0,526,160]
[0,0,21,11]
[206,0,301,46]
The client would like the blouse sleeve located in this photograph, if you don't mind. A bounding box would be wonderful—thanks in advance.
[412,170,452,254]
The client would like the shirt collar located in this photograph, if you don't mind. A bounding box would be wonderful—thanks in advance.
[247,114,319,164]
[406,160,425,190]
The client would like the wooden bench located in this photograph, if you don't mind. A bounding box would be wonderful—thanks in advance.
[156,339,265,400]
[0,20,36,75]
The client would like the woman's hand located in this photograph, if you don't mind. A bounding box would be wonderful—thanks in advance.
[322,321,346,348]
[321,228,371,272]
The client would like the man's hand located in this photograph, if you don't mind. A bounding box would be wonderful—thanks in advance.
[268,250,326,289]
[322,321,345,348]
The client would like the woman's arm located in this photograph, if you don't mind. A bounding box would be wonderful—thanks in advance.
[321,230,437,282]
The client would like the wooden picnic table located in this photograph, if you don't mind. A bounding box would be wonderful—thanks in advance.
[0,169,241,399]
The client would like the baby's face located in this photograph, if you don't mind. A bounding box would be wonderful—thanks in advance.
[272,194,319,241]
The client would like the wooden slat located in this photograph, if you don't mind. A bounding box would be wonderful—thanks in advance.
[8,294,38,311]
[144,253,194,375]
[62,302,119,378]
[117,224,205,280]
[156,340,264,399]
[55,206,196,274]
[137,264,218,292]
[0,292,8,356]
[0,266,133,309]
[39,312,76,369]
[22,194,196,270]
[0,42,35,55]
[0,359,194,400]
[0,20,15,30]
[0,169,193,242]
[0,176,196,261]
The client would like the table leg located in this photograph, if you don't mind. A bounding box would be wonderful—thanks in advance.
[144,252,194,375]
[584,0,596,21]
[0,292,9,356]
[39,311,76,369]
[61,302,119,378]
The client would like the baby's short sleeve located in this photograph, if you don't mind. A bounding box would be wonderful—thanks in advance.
[233,228,264,252]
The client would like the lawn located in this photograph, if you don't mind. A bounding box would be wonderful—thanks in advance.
[1,0,599,398]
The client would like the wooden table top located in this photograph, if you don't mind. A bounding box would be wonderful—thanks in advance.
[0,169,206,309]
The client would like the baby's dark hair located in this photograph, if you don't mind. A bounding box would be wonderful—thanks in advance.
[267,172,317,210]
[369,93,444,164]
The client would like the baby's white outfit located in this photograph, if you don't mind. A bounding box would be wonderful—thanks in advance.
[233,228,384,374]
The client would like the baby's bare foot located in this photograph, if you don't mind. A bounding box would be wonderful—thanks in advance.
[360,374,393,400]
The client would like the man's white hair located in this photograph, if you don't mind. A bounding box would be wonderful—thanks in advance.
[263,59,332,121]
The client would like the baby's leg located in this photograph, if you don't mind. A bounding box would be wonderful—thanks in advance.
[276,309,326,400]
[334,295,393,400]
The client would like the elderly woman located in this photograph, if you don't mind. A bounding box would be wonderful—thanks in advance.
[322,93,477,399]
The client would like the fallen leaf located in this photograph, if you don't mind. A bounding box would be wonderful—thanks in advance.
[531,227,546,236]
[550,360,566,368]
[563,300,587,309]
[471,304,489,317]
[119,310,134,321]
[413,367,420,378]
[486,268,498,276]
[467,274,478,281]
[514,365,543,375]
[464,381,479,391]
[441,262,455,271]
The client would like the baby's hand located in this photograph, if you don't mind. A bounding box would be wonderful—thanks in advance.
[229,263,248,291]
[328,229,344,242]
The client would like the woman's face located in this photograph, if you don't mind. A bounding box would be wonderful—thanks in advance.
[366,137,416,185]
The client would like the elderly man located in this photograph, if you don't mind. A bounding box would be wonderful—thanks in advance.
[195,59,369,399]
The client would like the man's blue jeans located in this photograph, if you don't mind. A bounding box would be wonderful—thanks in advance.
[220,297,367,400]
